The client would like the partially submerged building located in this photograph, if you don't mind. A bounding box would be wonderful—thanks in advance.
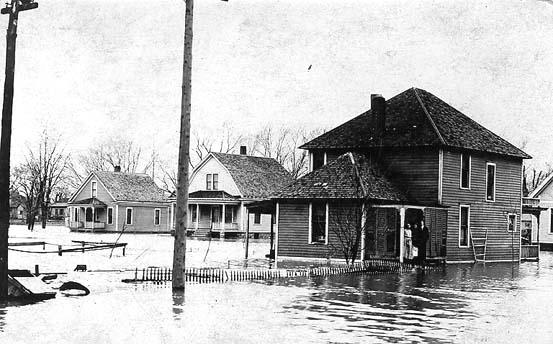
[67,167,170,232]
[273,87,530,263]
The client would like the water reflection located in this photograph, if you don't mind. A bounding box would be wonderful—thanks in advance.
[172,289,185,321]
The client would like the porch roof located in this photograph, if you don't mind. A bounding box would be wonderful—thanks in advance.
[189,190,239,200]
[69,197,107,208]
[273,152,409,203]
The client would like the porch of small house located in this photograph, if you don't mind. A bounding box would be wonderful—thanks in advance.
[521,197,546,261]
[67,198,108,232]
[363,205,447,264]
[183,202,244,238]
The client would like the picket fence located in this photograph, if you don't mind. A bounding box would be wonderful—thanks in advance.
[122,258,444,284]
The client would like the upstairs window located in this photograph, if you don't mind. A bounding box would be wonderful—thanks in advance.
[206,174,219,190]
[460,154,471,189]
[213,174,219,190]
[91,181,97,198]
[254,212,261,224]
[486,163,496,202]
[206,174,212,190]
[312,151,325,171]
[310,202,328,244]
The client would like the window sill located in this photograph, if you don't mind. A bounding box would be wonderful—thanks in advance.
[309,242,327,245]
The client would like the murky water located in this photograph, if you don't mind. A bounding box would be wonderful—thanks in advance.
[2,225,553,343]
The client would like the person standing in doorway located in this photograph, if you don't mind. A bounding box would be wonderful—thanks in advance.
[417,220,430,264]
[404,223,413,261]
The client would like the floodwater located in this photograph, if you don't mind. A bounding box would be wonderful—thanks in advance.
[2,225,553,343]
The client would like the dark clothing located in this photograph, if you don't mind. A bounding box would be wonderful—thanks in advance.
[414,225,429,263]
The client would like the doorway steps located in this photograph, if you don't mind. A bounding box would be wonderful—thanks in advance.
[470,229,488,262]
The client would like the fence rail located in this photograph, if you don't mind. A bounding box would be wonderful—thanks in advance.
[122,258,444,284]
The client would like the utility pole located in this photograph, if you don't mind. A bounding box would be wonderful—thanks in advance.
[172,0,193,290]
[0,0,38,299]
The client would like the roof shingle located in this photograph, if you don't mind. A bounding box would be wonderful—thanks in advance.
[211,153,293,199]
[94,171,166,202]
[274,152,407,202]
[301,88,530,159]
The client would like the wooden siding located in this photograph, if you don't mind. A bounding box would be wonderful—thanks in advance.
[378,149,439,205]
[442,150,522,261]
[116,204,170,233]
[278,202,363,260]
[72,175,114,203]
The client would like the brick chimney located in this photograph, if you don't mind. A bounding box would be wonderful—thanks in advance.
[114,165,121,173]
[371,94,386,137]
[240,146,247,155]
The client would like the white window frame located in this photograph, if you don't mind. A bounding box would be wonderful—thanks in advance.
[459,205,470,248]
[507,213,517,232]
[107,207,113,225]
[206,174,212,190]
[550,209,553,234]
[253,212,261,225]
[485,162,496,202]
[308,202,329,245]
[91,181,97,198]
[125,207,133,225]
[154,208,161,226]
[460,153,471,190]
[213,174,219,190]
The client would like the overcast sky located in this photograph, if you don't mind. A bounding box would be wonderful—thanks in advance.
[3,0,553,170]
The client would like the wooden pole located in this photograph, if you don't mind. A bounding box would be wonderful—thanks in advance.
[0,0,20,298]
[172,0,193,290]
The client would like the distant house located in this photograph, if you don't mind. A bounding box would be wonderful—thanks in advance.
[9,193,26,220]
[49,197,68,220]
[527,175,553,250]
[67,167,170,232]
[171,148,292,238]
[273,88,530,263]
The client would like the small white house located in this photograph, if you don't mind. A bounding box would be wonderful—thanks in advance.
[170,148,292,238]
[528,174,553,250]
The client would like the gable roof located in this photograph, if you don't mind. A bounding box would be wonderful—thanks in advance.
[93,171,166,202]
[69,171,166,203]
[301,87,530,159]
[274,152,408,202]
[530,173,553,198]
[211,152,293,199]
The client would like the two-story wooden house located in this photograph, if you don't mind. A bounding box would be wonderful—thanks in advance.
[67,167,171,233]
[169,148,292,238]
[273,87,530,263]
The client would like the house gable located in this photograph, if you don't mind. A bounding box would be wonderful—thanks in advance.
[189,154,242,196]
[69,173,115,204]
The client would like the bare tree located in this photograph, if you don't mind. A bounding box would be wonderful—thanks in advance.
[328,200,370,265]
[12,164,40,230]
[523,164,553,196]
[191,123,242,168]
[251,126,325,179]
[25,132,70,229]
[77,137,144,175]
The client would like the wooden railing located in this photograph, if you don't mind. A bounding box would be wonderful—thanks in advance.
[521,244,539,261]
[84,221,105,229]
[522,197,540,207]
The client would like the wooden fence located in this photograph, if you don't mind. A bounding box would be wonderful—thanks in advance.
[122,258,445,284]
[521,245,539,261]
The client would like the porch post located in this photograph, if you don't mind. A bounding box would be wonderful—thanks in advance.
[195,203,199,230]
[221,203,226,237]
[360,203,366,261]
[169,202,174,230]
[92,206,95,231]
[399,207,406,263]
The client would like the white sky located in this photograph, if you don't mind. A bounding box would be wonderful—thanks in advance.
[3,0,553,170]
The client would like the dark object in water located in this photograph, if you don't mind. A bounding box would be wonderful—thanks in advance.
[41,274,58,282]
[74,264,87,272]
[59,281,90,296]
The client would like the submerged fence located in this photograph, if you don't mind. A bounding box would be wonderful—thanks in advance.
[122,258,445,284]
